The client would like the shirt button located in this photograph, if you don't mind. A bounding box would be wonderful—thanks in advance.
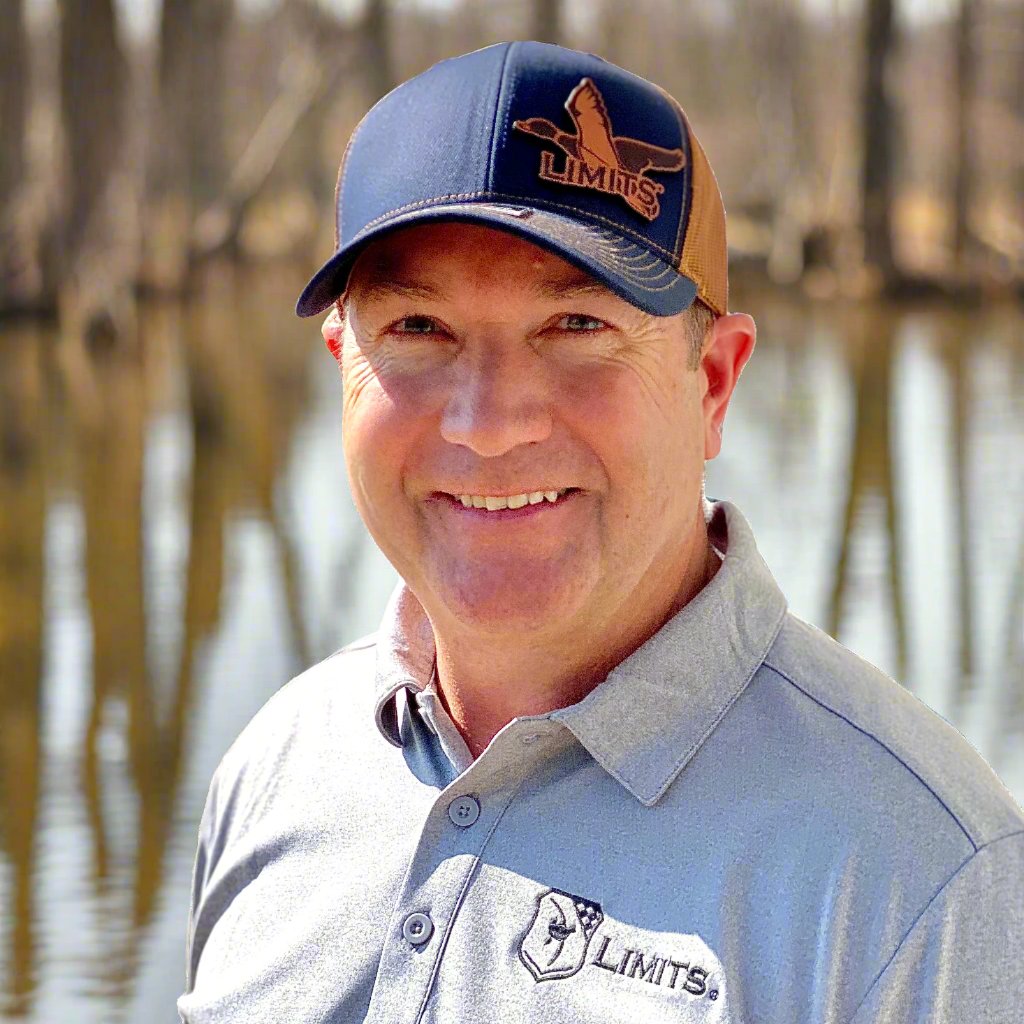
[447,795,481,828]
[402,912,434,946]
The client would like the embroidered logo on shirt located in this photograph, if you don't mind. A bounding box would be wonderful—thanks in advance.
[519,888,604,982]
[513,78,686,221]
[590,934,713,997]
[518,887,719,1001]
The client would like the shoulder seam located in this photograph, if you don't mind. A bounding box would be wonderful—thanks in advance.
[762,660,978,852]
[976,827,1024,851]
[846,829,1024,1023]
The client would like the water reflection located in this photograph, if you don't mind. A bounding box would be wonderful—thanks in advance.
[0,277,1021,1022]
[76,318,149,1004]
[0,324,45,1018]
[826,306,907,682]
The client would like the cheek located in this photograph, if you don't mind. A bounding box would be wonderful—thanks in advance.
[341,352,378,415]
[341,356,440,509]
[560,363,701,524]
[341,364,407,505]
[563,361,692,461]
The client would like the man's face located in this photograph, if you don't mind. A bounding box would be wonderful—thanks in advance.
[331,222,747,640]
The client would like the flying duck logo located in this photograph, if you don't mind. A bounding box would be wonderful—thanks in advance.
[513,79,686,221]
[518,889,605,982]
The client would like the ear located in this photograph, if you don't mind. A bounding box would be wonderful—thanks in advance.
[322,306,345,363]
[700,312,756,460]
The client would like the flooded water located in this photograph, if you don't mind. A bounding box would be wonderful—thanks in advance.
[1,268,1022,1022]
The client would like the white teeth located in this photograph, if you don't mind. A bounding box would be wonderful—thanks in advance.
[454,488,571,511]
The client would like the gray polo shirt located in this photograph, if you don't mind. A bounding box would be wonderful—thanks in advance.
[178,499,1024,1023]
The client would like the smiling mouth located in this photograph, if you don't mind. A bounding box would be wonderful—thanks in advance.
[441,488,579,511]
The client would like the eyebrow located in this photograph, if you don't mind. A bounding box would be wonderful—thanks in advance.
[532,276,611,300]
[357,278,444,303]
[357,272,610,305]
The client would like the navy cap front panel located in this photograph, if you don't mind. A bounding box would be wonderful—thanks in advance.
[336,44,510,245]
[491,42,690,264]
[297,41,701,318]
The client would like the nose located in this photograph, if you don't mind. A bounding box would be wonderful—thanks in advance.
[440,340,553,457]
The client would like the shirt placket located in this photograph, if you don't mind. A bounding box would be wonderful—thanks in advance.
[362,719,564,1024]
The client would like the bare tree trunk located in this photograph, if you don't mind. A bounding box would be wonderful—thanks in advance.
[861,0,898,281]
[531,0,564,44]
[57,0,134,343]
[157,0,233,206]
[0,0,27,204]
[740,0,812,283]
[0,0,29,312]
[58,0,125,264]
[951,0,977,266]
[1017,9,1024,280]
[363,0,394,102]
[145,0,233,288]
[283,1,347,204]
[595,0,631,66]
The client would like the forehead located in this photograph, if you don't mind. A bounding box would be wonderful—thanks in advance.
[347,221,614,304]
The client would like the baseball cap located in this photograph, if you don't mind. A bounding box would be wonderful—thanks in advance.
[296,41,727,319]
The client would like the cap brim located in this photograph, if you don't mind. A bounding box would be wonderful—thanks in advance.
[295,203,698,318]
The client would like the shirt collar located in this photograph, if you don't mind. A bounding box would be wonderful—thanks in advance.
[372,582,437,745]
[372,499,788,806]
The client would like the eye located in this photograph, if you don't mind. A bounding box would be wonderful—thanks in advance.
[556,313,606,333]
[391,315,441,335]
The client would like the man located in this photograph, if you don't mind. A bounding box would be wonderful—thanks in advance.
[178,42,1023,1023]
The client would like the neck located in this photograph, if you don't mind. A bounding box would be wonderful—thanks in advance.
[431,533,722,758]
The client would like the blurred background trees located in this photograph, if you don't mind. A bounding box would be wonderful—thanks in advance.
[1,0,1022,336]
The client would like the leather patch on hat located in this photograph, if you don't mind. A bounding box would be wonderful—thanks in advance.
[514,79,685,221]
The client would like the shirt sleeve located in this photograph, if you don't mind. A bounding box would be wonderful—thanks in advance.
[180,763,231,1006]
[848,830,1024,1024]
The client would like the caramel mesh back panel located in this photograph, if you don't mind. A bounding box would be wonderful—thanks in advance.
[679,118,728,316]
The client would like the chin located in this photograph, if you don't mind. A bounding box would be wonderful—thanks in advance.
[430,558,591,635]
